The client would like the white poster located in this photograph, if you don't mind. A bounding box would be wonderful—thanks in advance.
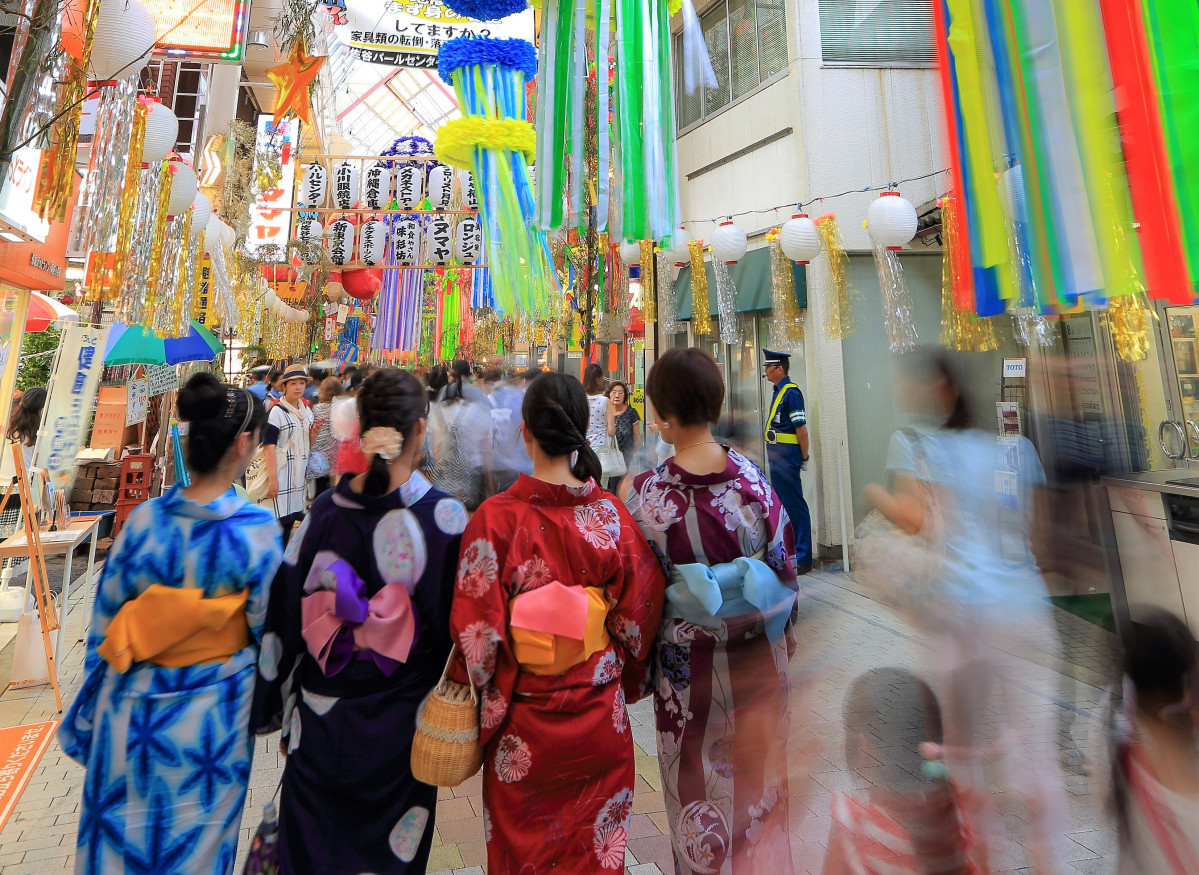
[126,379,149,426]
[146,364,178,396]
[337,0,534,68]
[33,324,109,488]
[247,116,301,256]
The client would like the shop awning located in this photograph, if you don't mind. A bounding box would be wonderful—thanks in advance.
[675,246,807,319]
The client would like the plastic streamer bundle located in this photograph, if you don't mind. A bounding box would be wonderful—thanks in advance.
[712,259,739,344]
[766,234,804,345]
[88,102,147,302]
[639,240,656,322]
[1106,294,1152,363]
[114,165,167,324]
[872,244,920,354]
[71,76,139,257]
[435,39,554,317]
[152,210,192,335]
[688,240,712,335]
[208,240,239,331]
[814,215,856,341]
[171,230,202,338]
[656,251,678,335]
[941,197,997,353]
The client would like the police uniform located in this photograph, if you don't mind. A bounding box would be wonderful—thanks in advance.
[764,350,812,570]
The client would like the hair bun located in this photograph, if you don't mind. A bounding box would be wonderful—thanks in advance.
[176,372,225,422]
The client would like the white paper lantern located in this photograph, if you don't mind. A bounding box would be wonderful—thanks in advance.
[264,290,278,308]
[141,101,178,164]
[427,163,453,210]
[457,169,478,209]
[711,221,747,264]
[425,216,453,265]
[392,218,421,265]
[329,219,355,266]
[296,218,323,245]
[618,241,642,267]
[1000,165,1026,223]
[189,192,211,236]
[218,219,235,250]
[297,163,328,208]
[359,218,388,266]
[866,191,918,250]
[166,162,198,217]
[669,226,692,266]
[332,160,360,210]
[779,213,821,264]
[205,214,223,251]
[454,217,483,264]
[89,0,155,81]
[396,163,424,210]
[362,160,391,210]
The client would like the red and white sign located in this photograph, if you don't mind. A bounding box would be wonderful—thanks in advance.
[247,115,301,257]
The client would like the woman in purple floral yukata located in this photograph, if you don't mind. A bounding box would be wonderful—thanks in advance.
[627,347,801,874]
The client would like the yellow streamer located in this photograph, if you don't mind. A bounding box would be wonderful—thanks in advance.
[766,232,804,342]
[167,208,194,337]
[640,240,656,323]
[1106,294,1152,363]
[688,240,712,335]
[145,161,174,303]
[814,215,856,341]
[88,104,147,302]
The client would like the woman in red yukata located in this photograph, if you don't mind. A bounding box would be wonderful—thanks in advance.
[449,371,665,874]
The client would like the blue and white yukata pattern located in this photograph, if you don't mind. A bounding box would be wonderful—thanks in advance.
[60,486,283,875]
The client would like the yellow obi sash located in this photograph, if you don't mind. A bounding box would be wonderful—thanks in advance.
[97,584,250,672]
[508,581,610,676]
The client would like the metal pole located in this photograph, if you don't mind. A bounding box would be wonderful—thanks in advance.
[838,437,851,573]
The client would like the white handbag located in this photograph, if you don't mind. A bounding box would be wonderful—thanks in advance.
[598,435,627,480]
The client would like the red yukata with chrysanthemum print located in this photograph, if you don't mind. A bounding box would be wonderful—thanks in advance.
[449,475,665,874]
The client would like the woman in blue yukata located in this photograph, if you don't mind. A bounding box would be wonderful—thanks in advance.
[252,368,466,874]
[60,373,283,875]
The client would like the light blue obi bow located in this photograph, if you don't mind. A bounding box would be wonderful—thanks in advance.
[665,558,796,644]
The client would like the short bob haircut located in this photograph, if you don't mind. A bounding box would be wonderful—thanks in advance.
[645,347,724,427]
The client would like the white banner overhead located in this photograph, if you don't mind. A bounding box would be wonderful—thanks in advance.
[336,0,534,68]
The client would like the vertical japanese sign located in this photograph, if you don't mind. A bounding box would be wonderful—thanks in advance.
[125,379,149,426]
[34,324,109,487]
[247,116,301,257]
[194,256,213,325]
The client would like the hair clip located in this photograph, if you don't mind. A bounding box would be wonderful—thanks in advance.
[224,387,239,418]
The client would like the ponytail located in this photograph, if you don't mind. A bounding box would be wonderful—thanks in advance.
[572,443,602,483]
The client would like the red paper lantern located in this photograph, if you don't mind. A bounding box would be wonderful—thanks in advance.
[342,268,383,301]
[261,264,298,284]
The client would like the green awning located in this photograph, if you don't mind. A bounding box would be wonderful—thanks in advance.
[675,246,807,318]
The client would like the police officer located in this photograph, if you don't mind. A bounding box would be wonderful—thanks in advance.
[763,349,812,572]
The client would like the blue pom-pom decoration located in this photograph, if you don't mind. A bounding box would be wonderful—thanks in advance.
[437,36,537,85]
[441,0,526,23]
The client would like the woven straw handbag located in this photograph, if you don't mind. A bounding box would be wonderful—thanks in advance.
[411,644,483,787]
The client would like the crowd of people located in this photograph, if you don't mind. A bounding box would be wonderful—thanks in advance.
[49,347,1199,875]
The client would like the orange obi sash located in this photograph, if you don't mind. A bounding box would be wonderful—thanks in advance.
[97,584,250,672]
[508,581,610,676]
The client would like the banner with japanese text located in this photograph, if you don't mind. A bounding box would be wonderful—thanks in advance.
[34,324,109,488]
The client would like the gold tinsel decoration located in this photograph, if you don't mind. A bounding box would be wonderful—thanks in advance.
[145,161,174,303]
[688,239,712,335]
[88,103,147,302]
[814,214,857,340]
[639,240,656,323]
[940,195,997,352]
[766,231,804,343]
[1107,293,1152,363]
[165,207,194,336]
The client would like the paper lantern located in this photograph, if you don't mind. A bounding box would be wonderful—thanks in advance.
[264,290,278,308]
[393,218,421,265]
[141,101,178,164]
[343,268,383,301]
[296,218,323,245]
[329,219,355,266]
[362,160,391,210]
[711,221,747,265]
[454,217,483,263]
[218,219,235,249]
[425,216,452,264]
[359,218,388,266]
[190,192,211,236]
[427,163,453,210]
[261,264,297,283]
[457,169,478,209]
[166,162,198,217]
[618,241,642,267]
[89,0,155,81]
[1000,165,1025,223]
[866,191,917,250]
[396,163,424,210]
[669,226,692,266]
[780,213,821,264]
[297,163,328,208]
[204,214,223,251]
[332,160,360,210]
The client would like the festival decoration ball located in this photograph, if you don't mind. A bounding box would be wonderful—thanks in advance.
[166,162,198,217]
[866,191,917,250]
[711,221,748,265]
[89,0,155,81]
[189,193,211,237]
[141,102,179,164]
[342,268,383,300]
[780,214,821,264]
[1000,165,1026,223]
[619,241,642,267]
[60,0,89,62]
[669,226,692,265]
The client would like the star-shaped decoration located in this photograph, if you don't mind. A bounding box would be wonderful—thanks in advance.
[267,42,326,125]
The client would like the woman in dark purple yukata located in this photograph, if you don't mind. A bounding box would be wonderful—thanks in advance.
[252,368,467,874]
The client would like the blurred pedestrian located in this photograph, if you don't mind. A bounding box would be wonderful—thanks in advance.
[583,362,614,456]
[762,349,812,572]
[628,347,799,873]
[605,380,640,493]
[426,365,448,405]
[247,366,271,400]
[485,368,536,495]
[450,371,663,873]
[252,369,464,874]
[61,373,282,874]
[258,364,312,546]
[310,376,343,498]
[428,364,491,510]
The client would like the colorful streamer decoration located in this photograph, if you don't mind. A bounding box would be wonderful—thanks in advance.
[814,215,856,341]
[87,102,147,302]
[688,240,712,336]
[940,196,997,353]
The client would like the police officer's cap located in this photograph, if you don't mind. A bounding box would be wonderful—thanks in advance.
[762,349,790,365]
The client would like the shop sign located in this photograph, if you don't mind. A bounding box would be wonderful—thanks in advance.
[453,216,482,263]
[362,160,391,210]
[34,324,108,487]
[396,164,423,209]
[329,219,355,265]
[337,0,533,69]
[125,379,149,426]
[393,218,420,265]
[247,116,300,256]
[1002,358,1026,378]
[89,387,127,451]
[332,160,360,210]
[193,257,214,325]
[146,364,178,396]
[143,0,250,62]
[424,216,451,264]
[427,163,453,210]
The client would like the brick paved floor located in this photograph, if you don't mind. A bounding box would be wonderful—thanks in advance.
[0,567,1120,874]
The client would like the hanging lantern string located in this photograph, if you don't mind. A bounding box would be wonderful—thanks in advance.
[675,167,951,229]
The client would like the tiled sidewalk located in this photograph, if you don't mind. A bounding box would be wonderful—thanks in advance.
[0,567,1119,874]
